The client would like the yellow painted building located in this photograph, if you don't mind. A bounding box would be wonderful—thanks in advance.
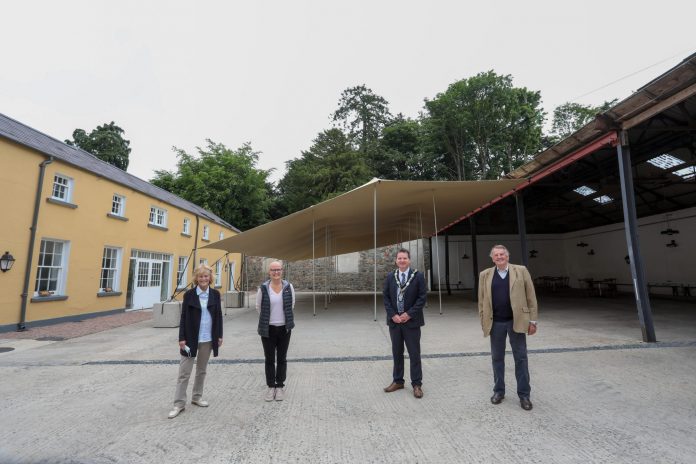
[0,113,242,331]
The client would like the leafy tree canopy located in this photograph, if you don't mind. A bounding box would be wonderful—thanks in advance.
[424,71,545,180]
[375,115,449,180]
[275,128,372,216]
[150,140,272,231]
[550,99,618,141]
[66,122,131,170]
[332,84,392,160]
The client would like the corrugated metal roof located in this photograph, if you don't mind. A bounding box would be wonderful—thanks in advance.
[508,51,696,179]
[0,113,240,232]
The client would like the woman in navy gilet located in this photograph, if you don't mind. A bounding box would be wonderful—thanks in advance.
[256,260,295,401]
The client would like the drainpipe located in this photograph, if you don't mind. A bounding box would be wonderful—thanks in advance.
[192,215,200,271]
[18,156,54,331]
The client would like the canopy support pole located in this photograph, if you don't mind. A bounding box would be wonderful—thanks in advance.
[432,191,442,314]
[373,184,378,322]
[312,215,316,317]
[324,226,328,310]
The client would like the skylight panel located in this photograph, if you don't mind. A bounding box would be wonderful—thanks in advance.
[673,166,696,180]
[573,186,596,196]
[593,195,614,205]
[646,154,684,170]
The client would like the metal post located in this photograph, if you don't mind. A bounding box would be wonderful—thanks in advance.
[445,231,451,295]
[373,184,378,321]
[515,192,529,267]
[245,254,250,308]
[471,217,479,302]
[432,191,442,314]
[324,226,328,310]
[617,131,657,342]
[312,215,316,317]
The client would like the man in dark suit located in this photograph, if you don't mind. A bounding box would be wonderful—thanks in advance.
[383,248,427,398]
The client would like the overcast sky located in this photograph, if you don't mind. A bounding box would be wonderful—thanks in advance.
[3,0,695,183]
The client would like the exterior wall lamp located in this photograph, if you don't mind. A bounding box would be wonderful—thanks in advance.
[1,251,15,272]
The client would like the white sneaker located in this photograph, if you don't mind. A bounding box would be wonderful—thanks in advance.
[168,406,184,419]
[191,399,209,407]
[264,387,276,402]
[274,387,285,401]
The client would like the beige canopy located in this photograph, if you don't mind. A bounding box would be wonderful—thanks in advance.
[205,178,525,260]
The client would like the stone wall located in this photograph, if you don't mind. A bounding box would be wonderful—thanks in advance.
[241,240,430,292]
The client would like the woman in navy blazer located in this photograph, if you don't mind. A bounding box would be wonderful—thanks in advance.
[168,264,223,419]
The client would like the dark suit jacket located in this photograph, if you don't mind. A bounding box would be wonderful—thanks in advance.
[179,287,223,357]
[383,268,427,328]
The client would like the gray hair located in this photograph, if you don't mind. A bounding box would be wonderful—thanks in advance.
[489,245,510,258]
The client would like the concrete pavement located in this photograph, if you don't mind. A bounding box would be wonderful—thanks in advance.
[1,291,695,463]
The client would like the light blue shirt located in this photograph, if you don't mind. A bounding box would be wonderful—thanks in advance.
[496,267,509,280]
[197,286,212,343]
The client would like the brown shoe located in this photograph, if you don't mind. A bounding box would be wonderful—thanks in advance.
[413,385,423,398]
[384,382,405,393]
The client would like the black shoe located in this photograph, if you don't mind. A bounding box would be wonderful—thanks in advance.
[520,397,533,410]
[490,392,504,404]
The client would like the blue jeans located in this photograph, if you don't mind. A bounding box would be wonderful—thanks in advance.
[490,320,530,399]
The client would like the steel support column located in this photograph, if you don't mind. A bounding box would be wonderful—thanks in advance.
[515,192,529,268]
[445,231,451,295]
[617,131,656,342]
[471,217,479,303]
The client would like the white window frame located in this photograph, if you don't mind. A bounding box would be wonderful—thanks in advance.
[215,261,221,287]
[111,194,126,217]
[183,218,191,235]
[99,247,122,292]
[228,261,236,290]
[149,206,168,227]
[177,256,189,288]
[150,262,162,287]
[199,258,208,267]
[52,174,74,202]
[202,225,210,240]
[219,231,224,240]
[34,238,70,296]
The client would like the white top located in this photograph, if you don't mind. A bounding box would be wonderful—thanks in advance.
[197,286,212,343]
[255,282,296,327]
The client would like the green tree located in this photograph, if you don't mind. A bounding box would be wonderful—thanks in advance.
[276,129,372,215]
[424,71,545,180]
[550,100,618,141]
[375,115,449,180]
[332,85,392,164]
[150,141,272,230]
[66,122,131,170]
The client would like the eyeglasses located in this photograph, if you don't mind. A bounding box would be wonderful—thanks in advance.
[270,269,282,273]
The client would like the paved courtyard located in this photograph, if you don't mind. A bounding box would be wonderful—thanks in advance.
[1,292,695,463]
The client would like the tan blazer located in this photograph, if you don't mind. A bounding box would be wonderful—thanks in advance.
[478,264,538,337]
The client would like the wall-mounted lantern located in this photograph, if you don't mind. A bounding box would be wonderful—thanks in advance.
[666,240,678,248]
[587,249,595,256]
[529,249,538,258]
[0,251,15,272]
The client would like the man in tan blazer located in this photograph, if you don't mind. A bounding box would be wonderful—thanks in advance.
[478,244,538,410]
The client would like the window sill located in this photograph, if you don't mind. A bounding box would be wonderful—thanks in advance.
[106,213,129,221]
[181,233,192,238]
[201,238,210,243]
[46,198,78,209]
[31,295,69,303]
[97,291,122,297]
[148,223,169,231]
[214,285,222,289]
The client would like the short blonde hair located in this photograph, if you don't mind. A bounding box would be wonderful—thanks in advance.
[489,245,510,258]
[193,264,214,286]
[267,260,283,272]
